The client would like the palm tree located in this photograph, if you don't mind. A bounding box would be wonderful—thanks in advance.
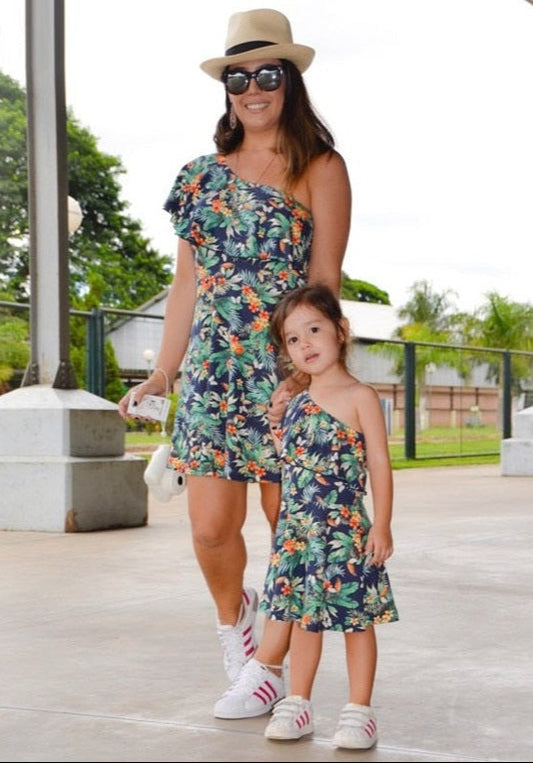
[475,293,533,392]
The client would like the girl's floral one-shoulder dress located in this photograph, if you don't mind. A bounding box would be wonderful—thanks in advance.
[260,391,399,632]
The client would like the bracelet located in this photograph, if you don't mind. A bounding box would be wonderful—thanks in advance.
[153,367,170,396]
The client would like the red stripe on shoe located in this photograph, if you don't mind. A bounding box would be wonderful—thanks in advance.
[365,719,377,737]
[252,681,279,705]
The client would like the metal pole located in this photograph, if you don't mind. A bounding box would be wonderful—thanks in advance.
[502,351,512,439]
[404,342,416,459]
[86,308,105,397]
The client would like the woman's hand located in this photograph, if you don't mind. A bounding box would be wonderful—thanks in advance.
[267,383,291,430]
[284,370,309,396]
[267,374,309,429]
[117,373,168,420]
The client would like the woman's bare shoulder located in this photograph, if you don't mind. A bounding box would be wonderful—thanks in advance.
[310,149,348,177]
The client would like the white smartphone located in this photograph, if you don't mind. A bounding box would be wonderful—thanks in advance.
[127,394,170,423]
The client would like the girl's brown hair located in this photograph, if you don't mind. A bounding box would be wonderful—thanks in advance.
[214,60,335,187]
[270,283,351,377]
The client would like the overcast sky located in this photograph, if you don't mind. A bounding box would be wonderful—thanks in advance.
[1,0,532,312]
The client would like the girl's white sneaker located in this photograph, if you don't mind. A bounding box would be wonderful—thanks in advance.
[265,695,314,740]
[333,703,378,749]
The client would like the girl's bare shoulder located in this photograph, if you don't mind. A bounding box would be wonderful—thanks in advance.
[349,379,381,407]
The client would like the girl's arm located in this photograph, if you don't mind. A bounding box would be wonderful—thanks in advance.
[357,384,394,567]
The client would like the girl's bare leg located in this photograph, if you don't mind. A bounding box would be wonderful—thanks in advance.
[287,625,323,699]
[344,627,377,706]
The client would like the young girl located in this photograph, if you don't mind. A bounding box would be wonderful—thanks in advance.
[260,283,399,749]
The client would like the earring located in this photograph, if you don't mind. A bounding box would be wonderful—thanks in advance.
[229,105,237,130]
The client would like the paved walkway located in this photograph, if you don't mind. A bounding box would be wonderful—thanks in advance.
[1,464,532,762]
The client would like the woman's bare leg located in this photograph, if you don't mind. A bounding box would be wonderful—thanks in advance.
[187,476,248,624]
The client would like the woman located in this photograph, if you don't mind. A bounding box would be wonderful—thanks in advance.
[118,8,351,702]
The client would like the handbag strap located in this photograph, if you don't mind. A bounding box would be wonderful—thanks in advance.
[152,367,171,437]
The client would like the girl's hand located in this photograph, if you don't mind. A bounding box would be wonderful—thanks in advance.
[364,525,394,567]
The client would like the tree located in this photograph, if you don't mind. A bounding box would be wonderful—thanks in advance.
[0,73,29,293]
[341,272,390,304]
[472,292,533,391]
[0,70,173,308]
[396,279,457,332]
[0,70,174,395]
[0,315,29,391]
[381,281,472,429]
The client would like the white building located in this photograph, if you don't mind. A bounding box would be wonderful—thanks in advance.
[107,290,401,381]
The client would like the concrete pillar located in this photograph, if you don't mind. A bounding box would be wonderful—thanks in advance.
[0,386,147,531]
[0,1,148,531]
[501,406,533,477]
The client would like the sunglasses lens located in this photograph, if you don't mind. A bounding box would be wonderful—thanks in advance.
[225,66,283,95]
[256,68,283,91]
[225,72,249,95]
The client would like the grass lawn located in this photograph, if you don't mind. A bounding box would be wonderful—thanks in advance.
[126,425,502,470]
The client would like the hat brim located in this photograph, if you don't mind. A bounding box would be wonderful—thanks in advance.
[200,43,315,81]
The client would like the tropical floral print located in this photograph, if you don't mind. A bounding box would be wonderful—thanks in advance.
[164,154,313,481]
[259,391,399,631]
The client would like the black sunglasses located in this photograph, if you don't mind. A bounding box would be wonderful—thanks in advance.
[223,65,284,95]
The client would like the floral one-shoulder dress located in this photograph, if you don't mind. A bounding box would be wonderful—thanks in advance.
[260,391,399,632]
[164,154,313,482]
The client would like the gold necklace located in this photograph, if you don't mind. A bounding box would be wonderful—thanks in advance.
[236,150,278,185]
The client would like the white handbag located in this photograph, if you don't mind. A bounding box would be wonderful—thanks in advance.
[143,444,187,502]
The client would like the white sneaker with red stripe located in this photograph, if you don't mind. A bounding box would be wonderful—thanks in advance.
[264,695,314,740]
[213,658,285,719]
[332,703,378,749]
[216,587,258,682]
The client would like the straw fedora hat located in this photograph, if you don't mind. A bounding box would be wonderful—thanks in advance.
[200,8,315,81]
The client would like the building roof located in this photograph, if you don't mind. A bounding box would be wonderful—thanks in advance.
[108,291,401,372]
[340,300,400,341]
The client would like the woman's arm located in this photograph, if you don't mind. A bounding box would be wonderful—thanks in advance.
[307,150,352,295]
[118,238,196,418]
[154,237,196,382]
[269,151,351,408]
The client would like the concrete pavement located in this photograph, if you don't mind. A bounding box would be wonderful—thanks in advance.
[1,464,532,762]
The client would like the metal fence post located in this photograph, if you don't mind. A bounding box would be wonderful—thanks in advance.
[404,342,416,459]
[502,351,512,439]
[86,308,105,397]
